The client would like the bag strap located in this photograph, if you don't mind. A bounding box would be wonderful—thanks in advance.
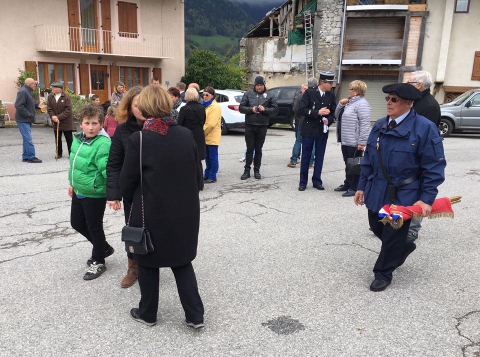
[126,131,145,228]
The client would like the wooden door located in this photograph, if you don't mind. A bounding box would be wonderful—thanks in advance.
[90,65,109,104]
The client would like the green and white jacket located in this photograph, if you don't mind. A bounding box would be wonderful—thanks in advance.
[68,129,111,198]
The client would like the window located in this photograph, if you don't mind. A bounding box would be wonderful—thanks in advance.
[470,94,480,107]
[38,63,76,92]
[455,0,470,13]
[120,67,149,89]
[118,1,138,38]
[472,51,480,81]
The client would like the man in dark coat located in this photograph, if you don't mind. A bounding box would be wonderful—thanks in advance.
[407,70,442,243]
[239,76,279,180]
[14,78,46,163]
[354,83,446,292]
[47,82,74,158]
[408,70,441,126]
[298,70,337,191]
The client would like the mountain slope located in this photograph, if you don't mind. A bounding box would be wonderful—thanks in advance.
[232,0,285,23]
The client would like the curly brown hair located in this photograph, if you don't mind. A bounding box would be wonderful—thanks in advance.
[77,103,105,124]
[116,86,143,124]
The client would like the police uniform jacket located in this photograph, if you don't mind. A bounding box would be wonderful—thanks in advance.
[300,87,336,139]
[357,109,446,212]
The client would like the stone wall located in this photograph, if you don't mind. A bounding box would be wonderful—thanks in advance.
[315,0,344,75]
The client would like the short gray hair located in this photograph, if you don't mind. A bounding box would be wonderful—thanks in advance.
[411,70,433,89]
[307,77,318,88]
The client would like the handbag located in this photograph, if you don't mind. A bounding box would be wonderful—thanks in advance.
[121,131,154,255]
[346,149,364,176]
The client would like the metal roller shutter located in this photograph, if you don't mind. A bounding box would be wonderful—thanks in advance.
[339,75,398,123]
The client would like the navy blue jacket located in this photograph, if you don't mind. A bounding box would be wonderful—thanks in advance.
[14,85,37,123]
[358,109,446,212]
[300,87,336,139]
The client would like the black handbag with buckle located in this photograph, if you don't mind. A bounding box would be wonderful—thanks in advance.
[121,131,154,255]
[346,149,364,176]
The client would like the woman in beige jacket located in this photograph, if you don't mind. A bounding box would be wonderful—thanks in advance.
[202,86,222,183]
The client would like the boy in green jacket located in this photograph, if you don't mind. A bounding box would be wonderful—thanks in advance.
[68,103,113,280]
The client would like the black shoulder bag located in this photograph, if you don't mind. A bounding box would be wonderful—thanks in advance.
[121,131,154,255]
[376,120,418,201]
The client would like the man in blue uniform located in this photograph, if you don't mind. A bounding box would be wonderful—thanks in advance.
[298,70,336,191]
[354,83,446,292]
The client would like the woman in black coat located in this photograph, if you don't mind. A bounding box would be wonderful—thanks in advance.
[178,87,206,190]
[120,85,204,328]
[106,86,144,288]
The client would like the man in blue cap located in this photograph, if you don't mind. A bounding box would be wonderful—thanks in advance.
[354,83,446,292]
[298,70,337,191]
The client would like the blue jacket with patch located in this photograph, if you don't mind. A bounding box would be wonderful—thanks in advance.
[358,109,446,212]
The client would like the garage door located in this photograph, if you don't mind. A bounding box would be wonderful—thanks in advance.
[339,75,398,123]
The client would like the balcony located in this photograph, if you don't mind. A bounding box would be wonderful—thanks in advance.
[34,25,174,59]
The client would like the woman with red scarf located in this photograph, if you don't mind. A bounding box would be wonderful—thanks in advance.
[120,85,204,329]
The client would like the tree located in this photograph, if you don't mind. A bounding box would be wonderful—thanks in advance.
[182,49,245,90]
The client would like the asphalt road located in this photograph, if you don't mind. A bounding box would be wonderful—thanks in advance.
[0,125,479,357]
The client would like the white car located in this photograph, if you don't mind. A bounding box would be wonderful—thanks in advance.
[200,89,246,134]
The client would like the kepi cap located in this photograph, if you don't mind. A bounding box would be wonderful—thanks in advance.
[319,70,336,82]
[382,83,421,100]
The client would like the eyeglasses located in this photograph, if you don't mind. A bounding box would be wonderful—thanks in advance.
[348,88,354,91]
[385,96,401,103]
[406,81,418,84]
[202,93,211,97]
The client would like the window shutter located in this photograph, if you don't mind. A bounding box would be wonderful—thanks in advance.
[79,64,90,96]
[25,61,37,77]
[118,1,138,37]
[152,68,162,84]
[472,51,480,81]
[110,66,120,92]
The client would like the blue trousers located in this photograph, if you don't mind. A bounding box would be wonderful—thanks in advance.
[17,122,36,160]
[204,145,219,180]
[291,130,315,165]
[300,134,328,187]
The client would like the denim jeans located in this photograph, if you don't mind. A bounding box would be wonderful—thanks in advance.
[204,145,219,180]
[291,130,315,164]
[17,122,36,160]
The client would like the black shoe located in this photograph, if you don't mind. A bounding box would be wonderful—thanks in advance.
[298,186,306,191]
[22,158,28,162]
[83,262,106,280]
[241,171,250,180]
[87,246,115,266]
[342,189,356,197]
[370,279,391,292]
[186,319,205,329]
[334,184,349,192]
[26,157,42,163]
[313,184,325,190]
[203,177,208,181]
[398,242,416,267]
[205,179,217,183]
[130,308,156,327]
[254,171,261,179]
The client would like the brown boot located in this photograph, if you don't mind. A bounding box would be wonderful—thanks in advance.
[121,258,138,288]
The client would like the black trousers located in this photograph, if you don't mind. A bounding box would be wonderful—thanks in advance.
[368,209,411,282]
[137,263,204,324]
[244,125,268,171]
[70,193,110,264]
[54,129,73,157]
[341,145,360,190]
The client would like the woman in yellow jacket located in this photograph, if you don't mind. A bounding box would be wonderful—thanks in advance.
[202,86,222,183]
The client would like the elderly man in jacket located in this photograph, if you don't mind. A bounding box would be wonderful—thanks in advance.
[298,70,337,191]
[407,71,442,243]
[239,76,278,180]
[47,82,74,159]
[15,78,46,163]
[354,83,446,292]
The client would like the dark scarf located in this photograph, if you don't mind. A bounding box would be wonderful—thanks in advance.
[143,116,176,136]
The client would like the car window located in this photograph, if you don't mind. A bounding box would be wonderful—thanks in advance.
[470,94,480,107]
[268,88,282,98]
[234,95,243,103]
[216,94,227,103]
[453,89,475,105]
[278,88,298,101]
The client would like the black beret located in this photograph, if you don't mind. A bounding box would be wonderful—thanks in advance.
[382,83,421,100]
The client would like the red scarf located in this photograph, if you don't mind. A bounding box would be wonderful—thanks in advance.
[143,116,175,136]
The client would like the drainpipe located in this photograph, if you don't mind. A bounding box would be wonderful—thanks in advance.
[435,0,455,84]
[337,0,348,89]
